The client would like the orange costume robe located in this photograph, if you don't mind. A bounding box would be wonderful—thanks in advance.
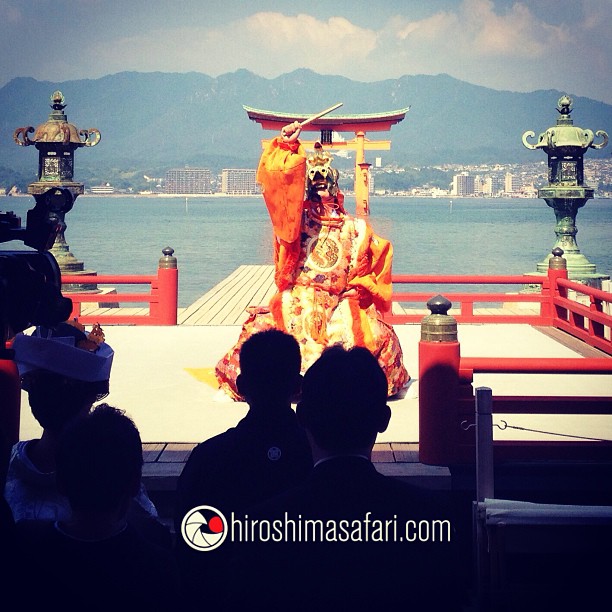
[215,137,408,399]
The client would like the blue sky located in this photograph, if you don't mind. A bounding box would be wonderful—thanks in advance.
[1,0,610,103]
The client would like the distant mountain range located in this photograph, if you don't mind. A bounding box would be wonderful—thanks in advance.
[1,69,610,179]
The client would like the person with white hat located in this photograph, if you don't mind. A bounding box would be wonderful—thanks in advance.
[3,320,169,547]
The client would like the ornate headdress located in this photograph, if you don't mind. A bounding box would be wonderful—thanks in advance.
[306,142,340,202]
[13,320,113,383]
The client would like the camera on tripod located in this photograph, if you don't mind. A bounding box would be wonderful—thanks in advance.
[1,188,74,355]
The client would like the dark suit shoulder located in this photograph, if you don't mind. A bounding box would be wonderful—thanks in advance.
[174,410,312,529]
[247,456,452,522]
[227,458,463,610]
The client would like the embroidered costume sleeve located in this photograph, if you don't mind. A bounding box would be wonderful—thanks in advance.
[348,227,394,313]
[257,137,306,244]
[257,137,307,290]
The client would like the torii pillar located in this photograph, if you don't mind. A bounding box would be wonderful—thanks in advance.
[244,105,409,215]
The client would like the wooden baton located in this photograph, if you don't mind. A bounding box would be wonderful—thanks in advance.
[299,102,343,127]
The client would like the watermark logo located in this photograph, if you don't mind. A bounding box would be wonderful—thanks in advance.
[181,505,228,552]
[267,446,282,461]
[181,508,452,551]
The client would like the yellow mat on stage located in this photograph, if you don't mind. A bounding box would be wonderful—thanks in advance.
[184,367,219,389]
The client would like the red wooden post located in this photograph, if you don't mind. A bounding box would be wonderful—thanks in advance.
[589,294,605,340]
[0,346,21,447]
[153,247,178,325]
[69,299,82,320]
[539,271,551,323]
[418,295,462,465]
[546,247,569,325]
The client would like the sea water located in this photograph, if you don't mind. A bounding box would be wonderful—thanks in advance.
[2,195,611,307]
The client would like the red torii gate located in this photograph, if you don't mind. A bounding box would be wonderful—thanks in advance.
[244,105,409,215]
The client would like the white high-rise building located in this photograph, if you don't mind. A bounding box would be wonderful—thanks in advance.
[221,169,260,195]
[452,172,475,196]
[505,172,522,194]
[165,168,213,194]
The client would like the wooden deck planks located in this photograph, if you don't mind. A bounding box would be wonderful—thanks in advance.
[534,326,610,358]
[141,441,418,491]
[391,442,420,462]
[178,265,275,326]
[81,306,150,318]
[371,443,395,463]
[142,443,165,463]
[210,265,274,325]
[159,443,196,463]
[177,265,250,324]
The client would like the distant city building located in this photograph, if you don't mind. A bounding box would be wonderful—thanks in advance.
[504,172,522,194]
[474,174,503,197]
[165,167,213,194]
[452,172,475,196]
[491,174,505,195]
[221,168,260,195]
[90,183,115,195]
[430,187,450,197]
[474,175,489,196]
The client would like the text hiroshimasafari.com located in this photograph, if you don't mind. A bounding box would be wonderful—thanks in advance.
[230,512,452,544]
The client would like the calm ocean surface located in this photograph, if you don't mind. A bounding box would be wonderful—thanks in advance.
[2,195,611,307]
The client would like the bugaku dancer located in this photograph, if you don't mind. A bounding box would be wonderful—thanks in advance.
[216,114,408,399]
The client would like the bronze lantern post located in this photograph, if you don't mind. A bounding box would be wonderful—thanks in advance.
[13,90,101,292]
[522,95,609,287]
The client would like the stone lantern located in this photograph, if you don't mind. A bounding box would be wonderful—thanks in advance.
[13,90,101,291]
[522,95,609,287]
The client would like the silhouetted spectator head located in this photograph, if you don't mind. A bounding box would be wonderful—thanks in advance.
[297,345,390,453]
[237,329,302,405]
[13,321,113,433]
[55,404,142,515]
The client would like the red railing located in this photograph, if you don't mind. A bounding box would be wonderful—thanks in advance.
[419,351,612,466]
[461,358,612,460]
[553,278,612,354]
[389,273,550,324]
[60,248,612,356]
[415,260,612,466]
[388,264,612,355]
[62,247,178,326]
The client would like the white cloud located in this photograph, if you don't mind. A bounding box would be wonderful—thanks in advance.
[234,12,378,74]
[1,1,609,103]
[367,0,611,102]
[386,0,568,62]
[464,0,570,56]
[76,12,378,80]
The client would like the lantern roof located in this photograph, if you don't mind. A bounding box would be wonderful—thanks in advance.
[522,96,608,154]
[14,91,100,148]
